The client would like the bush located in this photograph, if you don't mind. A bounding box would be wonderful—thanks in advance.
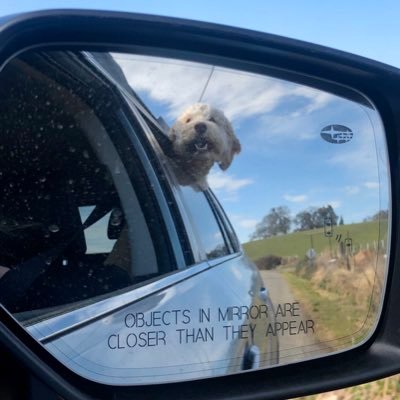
[254,254,282,270]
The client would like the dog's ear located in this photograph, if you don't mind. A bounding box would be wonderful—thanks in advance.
[218,136,241,171]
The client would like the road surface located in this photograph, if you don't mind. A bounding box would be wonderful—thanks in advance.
[260,269,328,364]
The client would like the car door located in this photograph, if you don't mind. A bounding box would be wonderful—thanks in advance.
[0,49,277,385]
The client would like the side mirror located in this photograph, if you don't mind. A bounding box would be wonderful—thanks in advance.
[0,10,398,400]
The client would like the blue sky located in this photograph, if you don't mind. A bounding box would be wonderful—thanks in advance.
[0,1,394,242]
[1,1,400,68]
[113,54,388,242]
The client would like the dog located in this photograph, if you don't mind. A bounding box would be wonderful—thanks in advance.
[168,103,241,190]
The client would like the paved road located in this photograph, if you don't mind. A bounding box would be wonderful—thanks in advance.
[260,270,328,364]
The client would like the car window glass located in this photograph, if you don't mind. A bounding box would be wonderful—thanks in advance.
[0,51,175,319]
[78,207,116,254]
[178,185,229,260]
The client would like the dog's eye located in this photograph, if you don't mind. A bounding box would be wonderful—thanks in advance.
[185,118,192,123]
[209,117,216,123]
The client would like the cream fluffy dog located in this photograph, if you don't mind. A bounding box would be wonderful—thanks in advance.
[169,103,241,190]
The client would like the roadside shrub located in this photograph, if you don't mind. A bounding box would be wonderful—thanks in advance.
[254,254,282,270]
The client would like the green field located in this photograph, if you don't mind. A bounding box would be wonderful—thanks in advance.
[242,220,388,261]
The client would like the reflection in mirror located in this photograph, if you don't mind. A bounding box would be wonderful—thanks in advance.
[0,49,390,384]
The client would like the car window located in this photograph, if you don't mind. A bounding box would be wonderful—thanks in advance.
[205,190,240,253]
[178,185,230,261]
[0,51,177,317]
[78,207,116,254]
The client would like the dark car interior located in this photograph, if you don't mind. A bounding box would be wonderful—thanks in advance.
[0,51,173,314]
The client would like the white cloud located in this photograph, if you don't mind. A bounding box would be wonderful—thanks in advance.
[291,86,333,113]
[237,218,259,230]
[208,170,253,193]
[207,170,253,202]
[201,69,289,121]
[364,181,379,189]
[345,186,360,195]
[254,114,317,141]
[112,53,335,123]
[229,215,259,242]
[283,194,308,203]
[213,232,223,240]
[113,54,211,119]
[329,144,375,172]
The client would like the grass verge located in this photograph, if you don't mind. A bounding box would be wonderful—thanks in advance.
[282,270,367,344]
[293,374,400,399]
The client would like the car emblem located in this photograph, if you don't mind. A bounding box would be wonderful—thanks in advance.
[320,124,353,144]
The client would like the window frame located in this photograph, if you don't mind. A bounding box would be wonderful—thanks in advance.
[84,52,192,269]
[205,190,241,255]
[72,54,181,278]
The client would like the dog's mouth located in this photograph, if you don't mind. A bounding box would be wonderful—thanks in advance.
[195,142,208,151]
[187,137,212,154]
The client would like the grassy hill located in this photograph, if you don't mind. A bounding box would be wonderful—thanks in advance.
[242,220,388,261]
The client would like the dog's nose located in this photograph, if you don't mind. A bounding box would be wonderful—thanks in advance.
[194,122,207,135]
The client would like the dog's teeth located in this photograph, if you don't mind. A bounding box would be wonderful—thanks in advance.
[195,143,208,151]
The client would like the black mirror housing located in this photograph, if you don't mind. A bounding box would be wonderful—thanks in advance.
[0,9,399,400]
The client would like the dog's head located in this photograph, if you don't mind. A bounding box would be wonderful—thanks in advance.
[169,103,241,172]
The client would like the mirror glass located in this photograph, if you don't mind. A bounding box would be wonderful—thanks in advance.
[0,49,390,384]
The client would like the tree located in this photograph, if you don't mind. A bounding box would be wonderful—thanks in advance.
[314,205,338,228]
[363,210,389,222]
[339,215,344,225]
[294,204,338,231]
[251,206,291,240]
[294,208,317,231]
